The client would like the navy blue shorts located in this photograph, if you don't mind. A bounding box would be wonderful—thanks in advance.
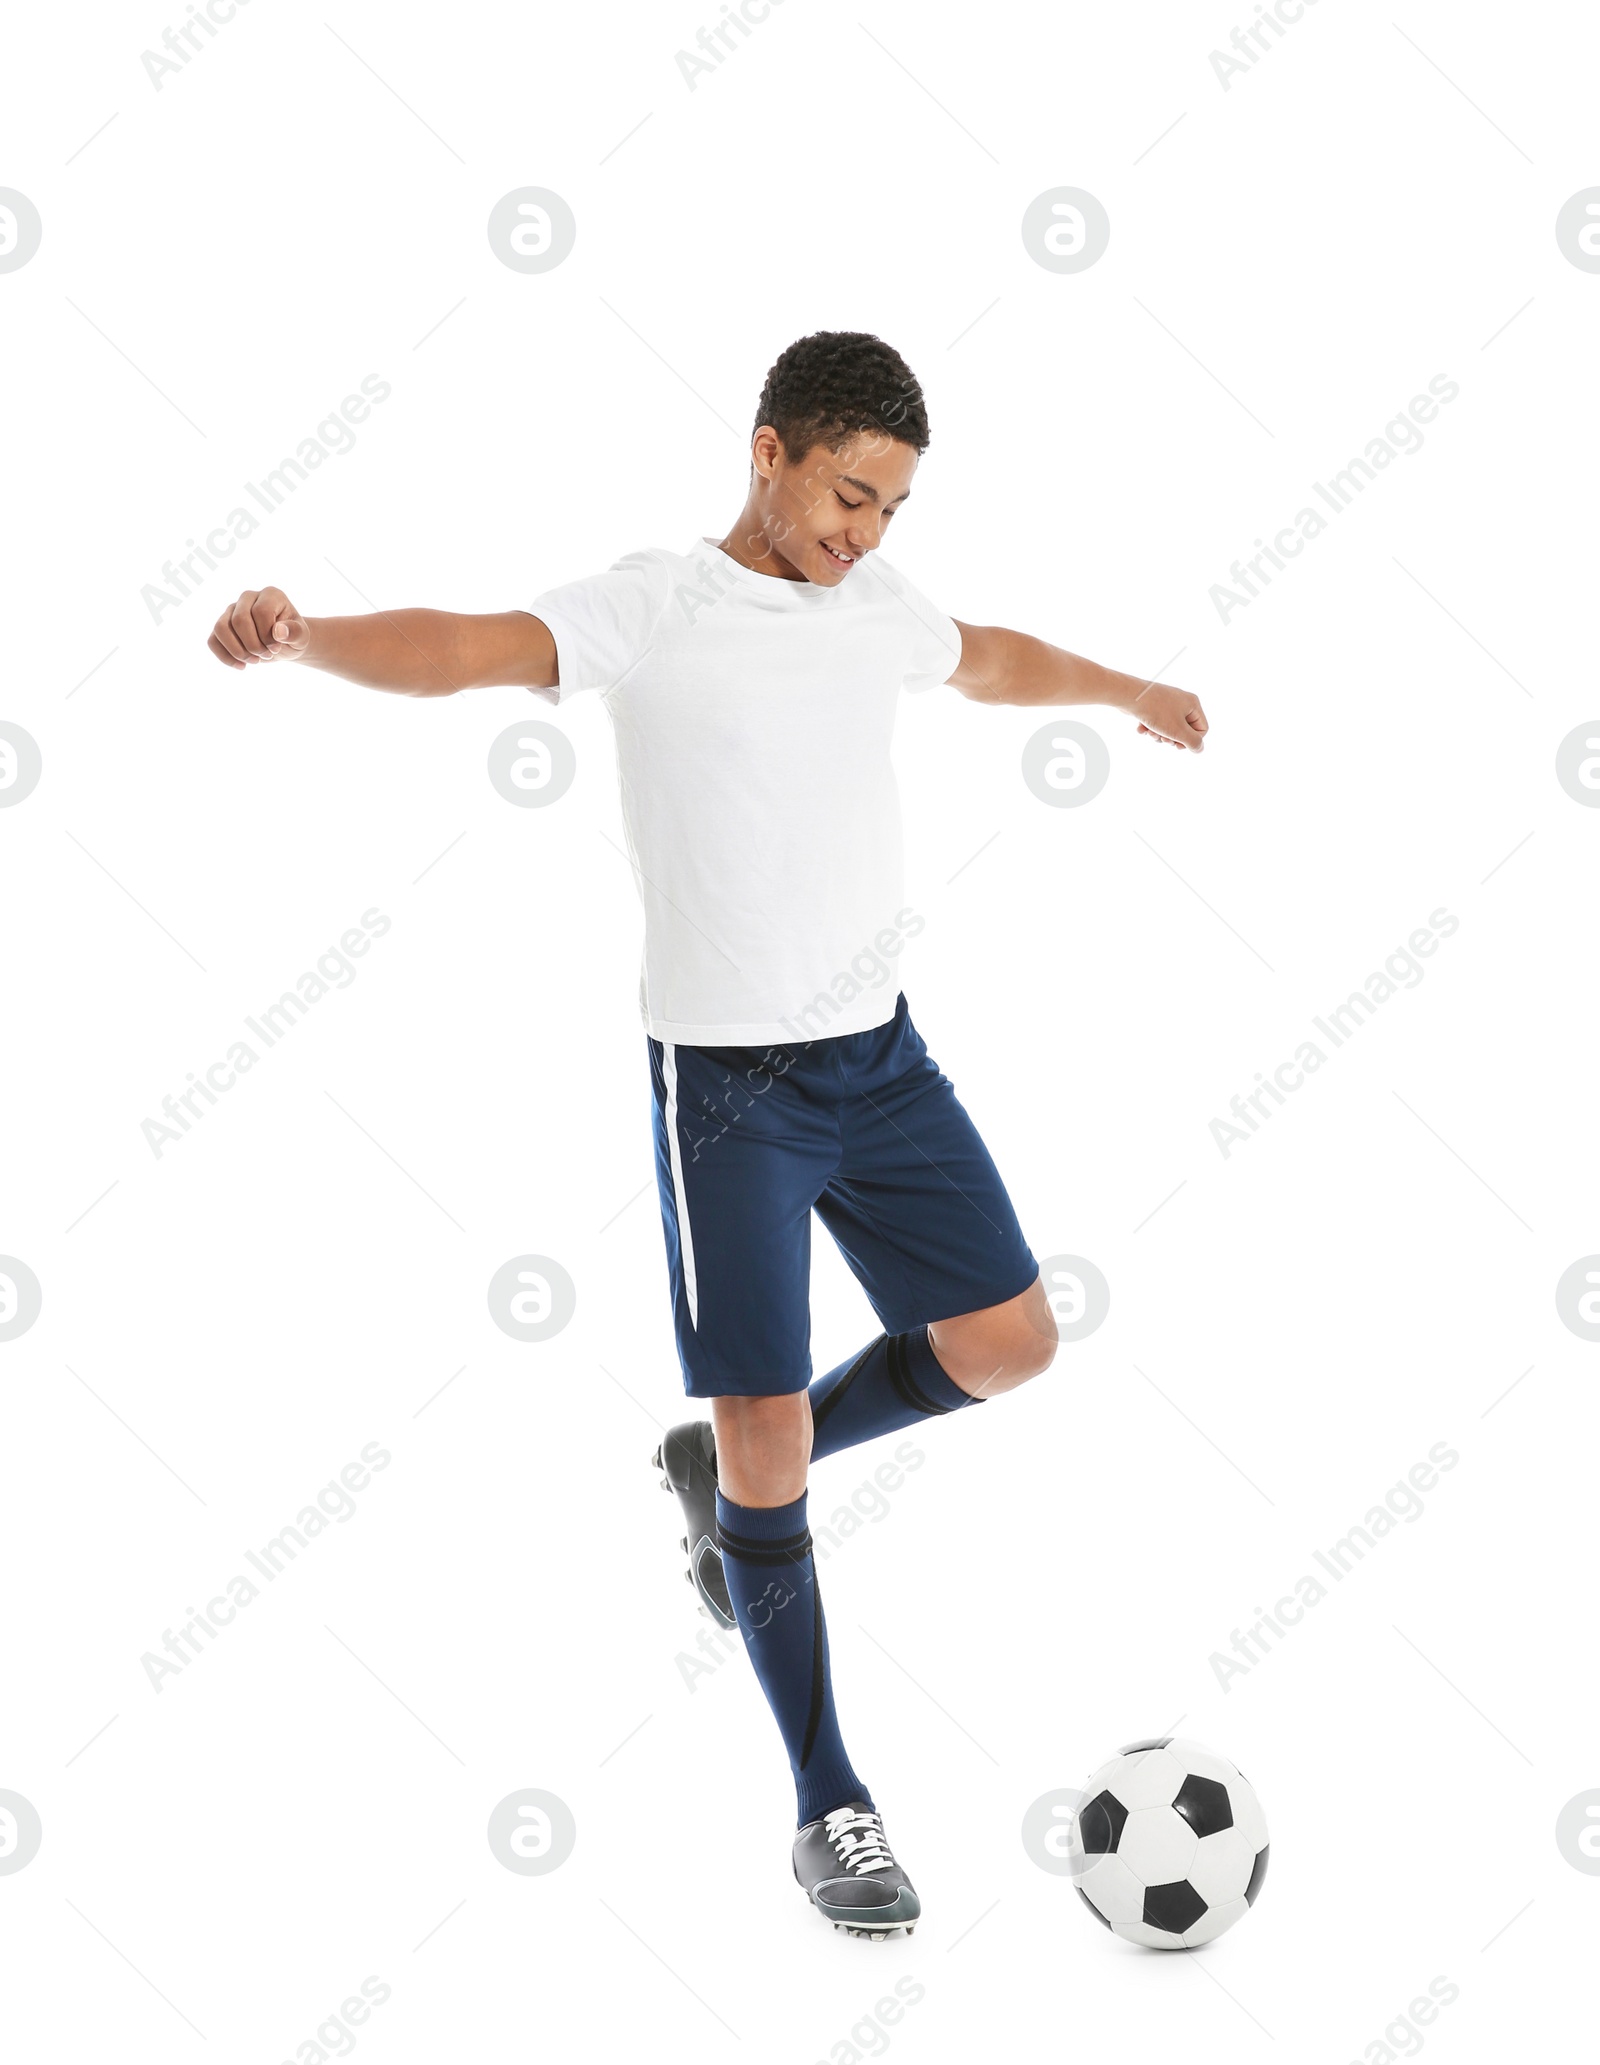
[647,993,1039,1399]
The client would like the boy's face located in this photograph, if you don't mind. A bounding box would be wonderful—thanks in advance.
[747,428,919,585]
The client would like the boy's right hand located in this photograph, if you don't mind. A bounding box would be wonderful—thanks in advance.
[208,588,310,669]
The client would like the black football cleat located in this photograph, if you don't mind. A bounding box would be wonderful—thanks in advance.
[652,1421,734,1630]
[793,1804,920,1937]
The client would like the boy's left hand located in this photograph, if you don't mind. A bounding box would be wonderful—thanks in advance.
[1132,681,1208,751]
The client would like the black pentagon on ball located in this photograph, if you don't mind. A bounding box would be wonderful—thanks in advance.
[1143,1879,1208,1935]
[1076,1886,1113,1930]
[1118,1736,1171,1754]
[1245,1843,1269,1907]
[1171,1773,1234,1839]
[1077,1790,1129,1855]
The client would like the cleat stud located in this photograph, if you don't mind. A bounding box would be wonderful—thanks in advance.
[679,1536,688,1553]
[651,1445,662,1470]
[660,1475,672,1491]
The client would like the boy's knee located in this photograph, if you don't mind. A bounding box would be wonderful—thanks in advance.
[1012,1323,1057,1381]
[1013,1276,1059,1379]
[933,1277,1059,1392]
[711,1390,812,1504]
[984,1315,1054,1385]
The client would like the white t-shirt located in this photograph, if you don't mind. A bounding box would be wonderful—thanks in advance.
[529,537,963,1046]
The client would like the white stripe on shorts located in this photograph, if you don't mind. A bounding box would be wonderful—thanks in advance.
[661,1042,699,1330]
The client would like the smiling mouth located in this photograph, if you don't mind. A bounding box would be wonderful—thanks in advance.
[821,541,857,568]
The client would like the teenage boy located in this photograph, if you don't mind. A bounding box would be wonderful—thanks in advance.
[207,329,1207,1937]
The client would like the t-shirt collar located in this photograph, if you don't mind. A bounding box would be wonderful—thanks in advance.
[694,534,846,596]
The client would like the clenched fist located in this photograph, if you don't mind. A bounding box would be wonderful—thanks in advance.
[208,588,310,670]
[1132,680,1208,751]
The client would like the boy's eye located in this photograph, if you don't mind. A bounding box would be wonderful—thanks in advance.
[835,493,862,510]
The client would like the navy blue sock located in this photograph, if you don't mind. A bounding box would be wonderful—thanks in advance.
[809,1327,981,1463]
[715,1488,874,1828]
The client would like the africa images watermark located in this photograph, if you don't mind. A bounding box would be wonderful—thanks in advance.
[676,0,787,89]
[670,543,751,629]
[777,908,926,1042]
[675,1439,927,1693]
[808,1978,927,2065]
[1209,374,1460,626]
[1209,1441,1459,1691]
[673,909,926,1164]
[142,908,392,1157]
[275,1976,394,2064]
[1340,1978,1461,2064]
[140,1442,391,1692]
[1210,906,1459,1158]
[141,0,254,89]
[1209,0,1323,91]
[141,374,392,625]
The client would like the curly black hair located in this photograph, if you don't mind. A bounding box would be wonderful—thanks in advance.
[753,331,930,463]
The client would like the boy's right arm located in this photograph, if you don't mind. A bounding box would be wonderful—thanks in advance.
[206,587,557,696]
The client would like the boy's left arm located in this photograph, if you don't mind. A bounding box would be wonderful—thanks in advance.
[948,621,1207,751]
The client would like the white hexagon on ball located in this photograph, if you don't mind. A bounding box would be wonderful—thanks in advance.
[1094,1745,1184,1811]
[1118,1806,1197,1886]
[1076,1853,1144,1931]
[1187,1826,1256,1907]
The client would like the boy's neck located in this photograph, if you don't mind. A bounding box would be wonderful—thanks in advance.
[715,504,808,581]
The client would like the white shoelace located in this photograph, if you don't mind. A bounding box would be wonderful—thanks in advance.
[822,1806,895,1876]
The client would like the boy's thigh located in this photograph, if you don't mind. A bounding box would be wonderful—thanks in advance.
[648,1035,834,1398]
[816,1015,1038,1333]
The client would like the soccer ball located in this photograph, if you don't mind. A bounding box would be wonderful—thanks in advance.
[1068,1736,1268,1948]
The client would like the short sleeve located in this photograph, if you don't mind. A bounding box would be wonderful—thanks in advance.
[864,557,964,694]
[526,550,670,706]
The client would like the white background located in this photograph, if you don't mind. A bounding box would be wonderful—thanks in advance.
[3,0,1598,2058]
